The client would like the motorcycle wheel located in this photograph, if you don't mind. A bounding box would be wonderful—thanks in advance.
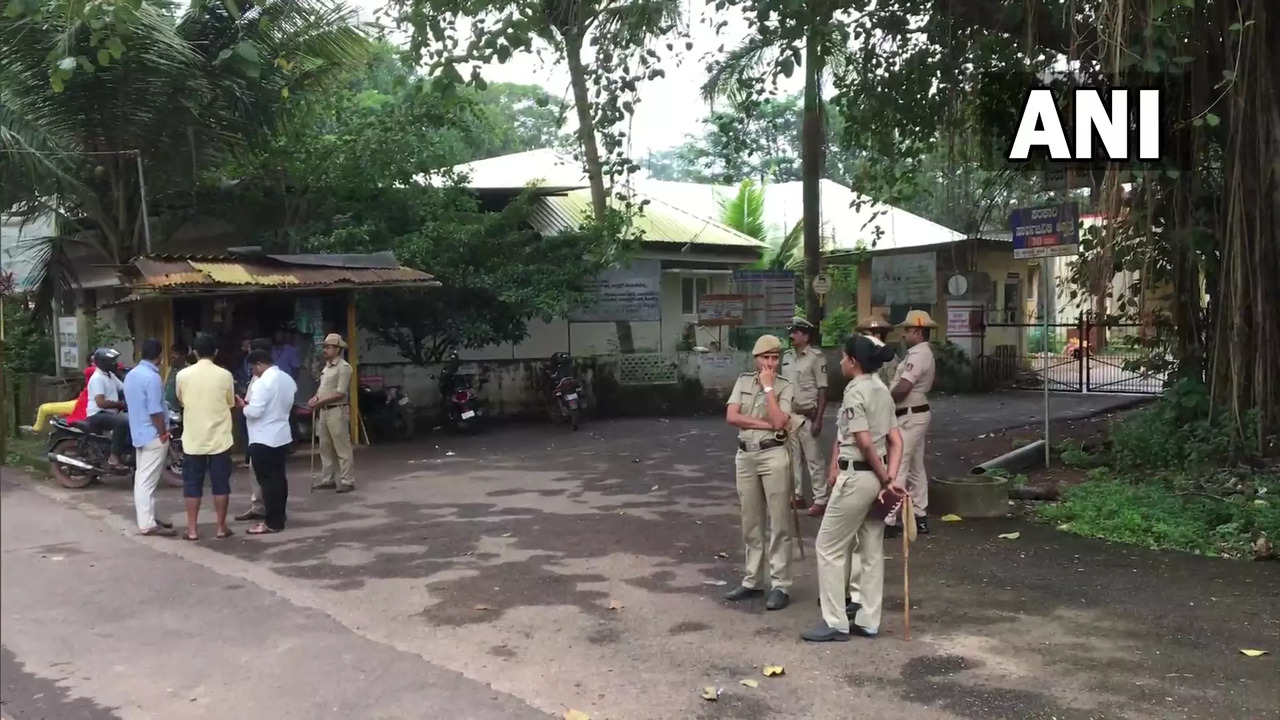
[49,438,95,489]
[162,440,184,488]
[569,408,580,432]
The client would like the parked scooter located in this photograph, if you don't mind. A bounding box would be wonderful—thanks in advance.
[357,383,415,442]
[545,351,585,431]
[289,402,314,452]
[47,404,185,490]
[439,350,485,433]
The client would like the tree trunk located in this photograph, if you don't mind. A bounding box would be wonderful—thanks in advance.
[564,34,609,222]
[564,33,634,353]
[800,35,825,342]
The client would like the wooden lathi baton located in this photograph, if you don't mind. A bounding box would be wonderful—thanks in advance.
[901,495,913,641]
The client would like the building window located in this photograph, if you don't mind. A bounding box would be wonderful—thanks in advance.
[682,276,710,316]
[1002,278,1021,323]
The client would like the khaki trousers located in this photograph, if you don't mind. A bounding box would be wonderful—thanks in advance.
[734,445,794,592]
[318,406,354,487]
[899,411,931,516]
[816,471,885,632]
[787,417,827,505]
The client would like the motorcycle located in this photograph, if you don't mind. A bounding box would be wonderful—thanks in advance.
[357,383,415,442]
[545,351,585,431]
[47,405,185,490]
[439,351,485,433]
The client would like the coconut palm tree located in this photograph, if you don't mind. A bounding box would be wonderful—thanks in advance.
[702,19,851,336]
[0,0,369,303]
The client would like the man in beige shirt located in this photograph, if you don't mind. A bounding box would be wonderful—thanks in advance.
[724,335,796,611]
[781,316,829,516]
[310,333,355,493]
[886,310,937,537]
[175,332,236,540]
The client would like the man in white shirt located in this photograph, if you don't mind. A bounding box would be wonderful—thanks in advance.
[238,348,298,534]
[85,347,131,469]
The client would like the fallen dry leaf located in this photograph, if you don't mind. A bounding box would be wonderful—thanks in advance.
[739,679,759,688]
[473,604,494,611]
[940,514,963,522]
[702,580,728,586]
[715,552,729,559]
[997,532,1021,540]
[608,599,624,610]
[700,687,720,701]
[762,665,785,677]
[1239,649,1269,657]
[651,485,660,491]
[564,711,590,720]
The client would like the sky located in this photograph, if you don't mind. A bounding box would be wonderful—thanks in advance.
[348,0,803,156]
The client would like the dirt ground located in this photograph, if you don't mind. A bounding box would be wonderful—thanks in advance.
[3,391,1277,720]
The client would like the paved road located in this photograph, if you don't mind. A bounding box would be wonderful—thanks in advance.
[3,392,1277,720]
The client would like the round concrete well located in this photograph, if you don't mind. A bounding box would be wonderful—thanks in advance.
[930,475,1010,519]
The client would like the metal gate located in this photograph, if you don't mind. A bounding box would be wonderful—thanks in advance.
[974,315,1167,395]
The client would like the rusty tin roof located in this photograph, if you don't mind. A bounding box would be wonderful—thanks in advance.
[126,254,438,294]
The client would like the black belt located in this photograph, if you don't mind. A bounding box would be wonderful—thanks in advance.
[838,458,875,471]
[739,438,785,452]
[895,403,930,417]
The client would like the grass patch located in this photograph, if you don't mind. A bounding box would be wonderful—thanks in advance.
[3,433,49,477]
[1035,379,1278,559]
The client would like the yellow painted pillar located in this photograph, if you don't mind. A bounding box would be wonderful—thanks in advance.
[346,291,360,445]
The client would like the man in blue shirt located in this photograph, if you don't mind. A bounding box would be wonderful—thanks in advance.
[124,339,176,537]
[271,329,301,380]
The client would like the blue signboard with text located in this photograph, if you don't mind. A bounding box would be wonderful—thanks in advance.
[1009,203,1081,260]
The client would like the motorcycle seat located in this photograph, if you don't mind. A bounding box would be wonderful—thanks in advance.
[70,420,93,431]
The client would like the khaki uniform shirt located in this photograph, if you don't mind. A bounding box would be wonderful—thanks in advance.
[781,346,828,413]
[836,374,899,462]
[727,373,795,444]
[318,357,353,406]
[890,341,935,408]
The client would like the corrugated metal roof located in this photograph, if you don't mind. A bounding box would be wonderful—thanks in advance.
[530,189,765,248]
[129,255,438,291]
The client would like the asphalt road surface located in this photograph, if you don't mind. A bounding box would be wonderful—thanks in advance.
[3,392,1277,720]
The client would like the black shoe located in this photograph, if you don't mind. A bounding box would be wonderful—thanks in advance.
[850,624,879,638]
[801,624,851,642]
[235,510,265,522]
[335,484,355,494]
[816,595,854,608]
[723,586,763,602]
[884,524,903,539]
[765,589,790,611]
[311,481,337,491]
[916,517,930,535]
[845,601,862,619]
[155,519,174,530]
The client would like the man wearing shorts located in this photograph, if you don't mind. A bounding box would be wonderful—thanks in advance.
[176,333,236,540]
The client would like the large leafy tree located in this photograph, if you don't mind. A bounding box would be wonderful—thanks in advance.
[469,82,572,160]
[0,0,369,300]
[386,0,682,224]
[819,0,1276,445]
[224,54,612,362]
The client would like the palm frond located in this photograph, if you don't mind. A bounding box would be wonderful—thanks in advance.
[701,36,776,106]
[717,179,767,241]
[592,0,682,42]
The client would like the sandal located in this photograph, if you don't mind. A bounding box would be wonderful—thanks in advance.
[215,528,234,539]
[184,533,200,541]
[247,524,279,535]
[139,526,177,537]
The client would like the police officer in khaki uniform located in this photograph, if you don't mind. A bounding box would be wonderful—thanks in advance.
[724,335,796,611]
[886,310,937,536]
[310,333,355,493]
[856,314,900,387]
[802,334,903,642]
[781,316,829,516]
